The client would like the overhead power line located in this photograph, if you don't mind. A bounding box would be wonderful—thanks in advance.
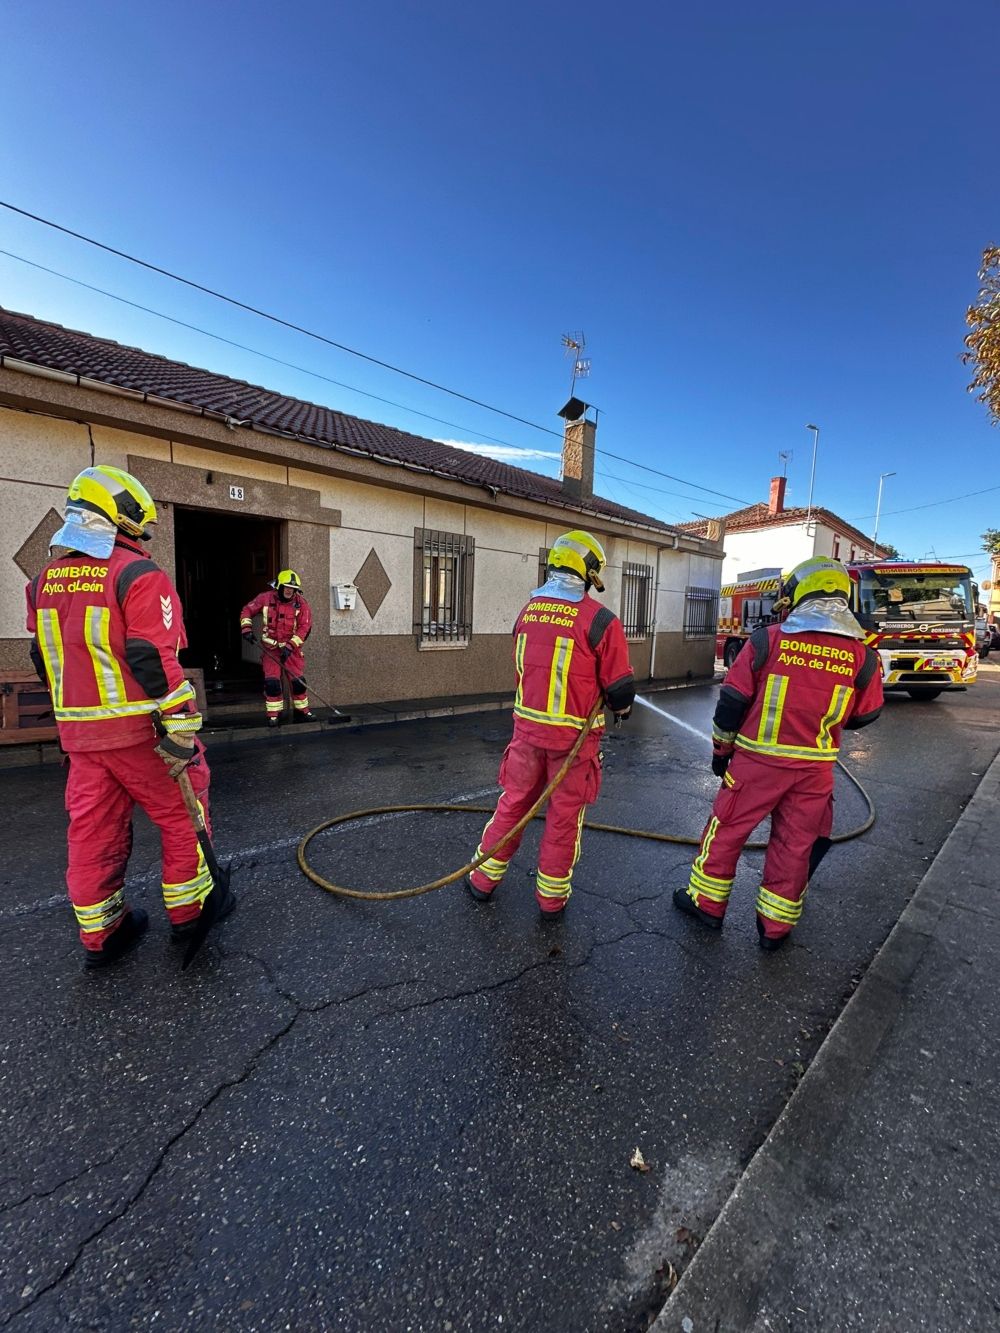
[596,459,747,507]
[597,469,733,509]
[852,481,1000,521]
[0,249,531,454]
[0,199,560,439]
[0,202,752,506]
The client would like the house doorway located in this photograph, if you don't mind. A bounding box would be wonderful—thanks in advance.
[174,507,282,693]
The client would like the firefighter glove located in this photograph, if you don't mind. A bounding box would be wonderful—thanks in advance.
[711,743,733,779]
[614,706,632,723]
[242,628,255,642]
[155,731,197,779]
[280,644,293,663]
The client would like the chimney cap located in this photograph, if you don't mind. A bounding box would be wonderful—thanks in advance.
[558,396,589,422]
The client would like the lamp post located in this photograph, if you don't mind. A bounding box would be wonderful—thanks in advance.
[872,471,895,553]
[805,424,820,520]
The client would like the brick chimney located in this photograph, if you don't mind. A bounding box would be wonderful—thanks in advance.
[768,475,787,516]
[561,416,596,502]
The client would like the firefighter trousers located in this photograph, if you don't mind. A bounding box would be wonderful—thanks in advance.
[684,749,834,939]
[262,643,308,717]
[470,732,603,912]
[65,739,212,950]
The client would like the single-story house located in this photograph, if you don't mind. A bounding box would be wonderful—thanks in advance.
[0,307,723,730]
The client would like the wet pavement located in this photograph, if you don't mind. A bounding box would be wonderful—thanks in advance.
[2,674,999,1332]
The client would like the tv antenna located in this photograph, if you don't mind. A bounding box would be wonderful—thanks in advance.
[778,449,792,477]
[562,331,591,395]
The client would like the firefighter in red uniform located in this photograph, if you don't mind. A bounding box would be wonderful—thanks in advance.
[467,531,635,916]
[240,570,314,726]
[673,556,883,950]
[25,465,235,969]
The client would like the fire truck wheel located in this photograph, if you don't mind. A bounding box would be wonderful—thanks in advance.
[906,688,943,701]
[723,640,742,669]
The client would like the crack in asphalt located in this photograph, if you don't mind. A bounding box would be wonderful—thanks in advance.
[3,904,767,1323]
[217,942,425,1018]
[0,1142,127,1219]
[3,1000,299,1326]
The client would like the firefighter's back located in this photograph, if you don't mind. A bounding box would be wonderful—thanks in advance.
[29,542,168,752]
[511,590,628,748]
[733,622,880,765]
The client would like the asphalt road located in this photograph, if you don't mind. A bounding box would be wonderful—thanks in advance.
[2,670,999,1333]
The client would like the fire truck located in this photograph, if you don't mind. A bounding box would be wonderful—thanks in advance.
[717,568,783,667]
[717,561,979,700]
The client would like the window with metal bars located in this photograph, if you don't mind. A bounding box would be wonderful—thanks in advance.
[621,562,653,638]
[684,585,719,638]
[413,529,474,642]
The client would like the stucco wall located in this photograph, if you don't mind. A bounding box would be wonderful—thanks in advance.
[720,523,815,585]
[719,521,878,585]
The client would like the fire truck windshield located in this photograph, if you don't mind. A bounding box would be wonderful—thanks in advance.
[855,570,973,626]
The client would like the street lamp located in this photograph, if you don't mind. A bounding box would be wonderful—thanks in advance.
[872,471,896,552]
[805,424,820,519]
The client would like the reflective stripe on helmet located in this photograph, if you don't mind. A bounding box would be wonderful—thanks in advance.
[547,530,607,586]
[783,556,851,609]
[67,465,157,538]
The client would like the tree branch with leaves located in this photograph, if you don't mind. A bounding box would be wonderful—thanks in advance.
[964,246,1000,425]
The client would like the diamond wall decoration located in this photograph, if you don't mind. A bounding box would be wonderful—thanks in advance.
[14,508,63,580]
[353,547,392,618]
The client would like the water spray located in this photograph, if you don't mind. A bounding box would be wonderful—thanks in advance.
[633,694,711,743]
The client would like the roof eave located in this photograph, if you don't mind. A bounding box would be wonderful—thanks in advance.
[0,356,715,549]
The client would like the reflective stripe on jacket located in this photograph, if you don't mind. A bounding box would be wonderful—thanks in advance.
[239,590,312,649]
[724,624,883,767]
[25,536,199,752]
[511,591,634,748]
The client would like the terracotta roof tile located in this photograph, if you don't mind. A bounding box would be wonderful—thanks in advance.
[0,307,682,537]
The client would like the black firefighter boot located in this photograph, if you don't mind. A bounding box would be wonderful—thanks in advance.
[171,884,238,941]
[756,918,790,952]
[83,909,150,970]
[672,886,723,931]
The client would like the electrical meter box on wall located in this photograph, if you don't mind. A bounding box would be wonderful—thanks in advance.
[332,583,357,611]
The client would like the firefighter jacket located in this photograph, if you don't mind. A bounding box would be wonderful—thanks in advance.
[25,536,201,753]
[511,590,635,748]
[240,590,312,650]
[714,622,883,768]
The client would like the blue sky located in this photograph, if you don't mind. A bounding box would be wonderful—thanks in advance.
[1,1,997,581]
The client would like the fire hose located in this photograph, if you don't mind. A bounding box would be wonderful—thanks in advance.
[296,699,876,902]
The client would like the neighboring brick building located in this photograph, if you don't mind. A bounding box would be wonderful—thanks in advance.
[679,476,889,584]
[0,308,723,723]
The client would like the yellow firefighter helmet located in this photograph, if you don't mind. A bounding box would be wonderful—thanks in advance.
[547,530,607,592]
[272,569,302,591]
[781,556,852,610]
[66,465,157,540]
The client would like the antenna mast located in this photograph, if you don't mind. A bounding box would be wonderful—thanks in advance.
[562,331,590,396]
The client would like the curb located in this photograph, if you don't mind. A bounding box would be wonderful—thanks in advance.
[650,742,1000,1331]
[0,675,717,769]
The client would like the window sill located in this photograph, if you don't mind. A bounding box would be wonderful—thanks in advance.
[418,639,470,651]
[626,632,653,643]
